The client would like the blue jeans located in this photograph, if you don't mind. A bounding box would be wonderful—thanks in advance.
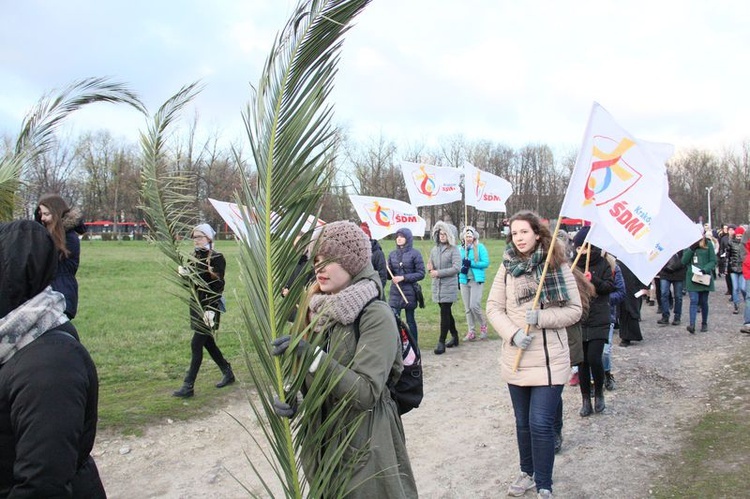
[660,279,684,320]
[688,291,709,326]
[602,322,614,372]
[508,384,564,492]
[730,272,746,306]
[393,307,419,346]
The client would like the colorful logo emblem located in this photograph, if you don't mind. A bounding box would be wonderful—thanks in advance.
[367,201,394,227]
[412,165,438,198]
[473,170,487,201]
[583,137,641,206]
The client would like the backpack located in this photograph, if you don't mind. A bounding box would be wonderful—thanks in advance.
[354,298,423,415]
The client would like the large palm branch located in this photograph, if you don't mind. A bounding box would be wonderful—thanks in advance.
[0,77,145,220]
[235,0,371,496]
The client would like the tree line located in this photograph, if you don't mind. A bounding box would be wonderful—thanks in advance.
[3,125,748,237]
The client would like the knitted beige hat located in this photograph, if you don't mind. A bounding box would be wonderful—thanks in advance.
[312,221,371,276]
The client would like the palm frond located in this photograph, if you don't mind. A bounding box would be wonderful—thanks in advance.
[235,0,371,496]
[0,77,145,221]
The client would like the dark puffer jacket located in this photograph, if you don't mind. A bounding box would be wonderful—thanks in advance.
[387,229,425,310]
[575,248,616,342]
[0,220,105,498]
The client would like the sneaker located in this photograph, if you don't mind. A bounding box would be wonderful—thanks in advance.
[741,323,750,334]
[671,319,681,326]
[605,372,616,391]
[508,472,535,497]
[700,324,708,332]
[479,324,488,339]
[569,372,579,386]
[657,317,670,325]
[554,432,563,454]
[537,490,554,499]
[464,331,476,341]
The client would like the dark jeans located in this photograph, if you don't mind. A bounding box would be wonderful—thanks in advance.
[185,331,230,383]
[393,306,419,345]
[508,384,564,492]
[660,279,684,320]
[688,291,710,327]
[580,339,606,396]
[438,302,457,342]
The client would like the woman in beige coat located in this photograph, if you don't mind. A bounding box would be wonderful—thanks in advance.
[487,211,582,499]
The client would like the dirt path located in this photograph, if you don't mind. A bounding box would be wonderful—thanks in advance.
[94,291,749,498]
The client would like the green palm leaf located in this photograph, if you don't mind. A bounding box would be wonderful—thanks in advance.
[0,77,145,220]
[235,0,371,497]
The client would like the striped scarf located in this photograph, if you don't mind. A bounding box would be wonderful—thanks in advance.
[504,245,570,307]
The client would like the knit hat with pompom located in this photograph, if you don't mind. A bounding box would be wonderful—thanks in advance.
[312,221,372,276]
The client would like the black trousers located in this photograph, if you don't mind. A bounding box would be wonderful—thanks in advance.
[184,331,230,383]
[579,339,606,396]
[438,302,458,342]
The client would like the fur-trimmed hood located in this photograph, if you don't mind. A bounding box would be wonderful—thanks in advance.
[461,225,479,241]
[431,221,457,246]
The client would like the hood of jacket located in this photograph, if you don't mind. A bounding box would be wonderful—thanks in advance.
[431,221,457,246]
[462,225,479,242]
[395,227,414,250]
[0,220,58,317]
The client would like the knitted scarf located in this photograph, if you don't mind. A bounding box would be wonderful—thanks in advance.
[504,244,570,307]
[0,287,67,364]
[308,279,379,333]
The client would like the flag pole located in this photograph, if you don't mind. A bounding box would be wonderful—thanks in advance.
[386,265,409,305]
[512,216,565,372]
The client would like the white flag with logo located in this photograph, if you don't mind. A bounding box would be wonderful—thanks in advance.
[400,160,462,207]
[464,162,513,212]
[587,198,702,284]
[349,195,426,240]
[560,102,674,253]
[209,198,324,241]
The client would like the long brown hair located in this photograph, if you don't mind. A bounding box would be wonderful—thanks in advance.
[34,194,71,258]
[506,210,567,269]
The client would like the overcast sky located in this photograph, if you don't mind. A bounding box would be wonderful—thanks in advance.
[2,0,748,155]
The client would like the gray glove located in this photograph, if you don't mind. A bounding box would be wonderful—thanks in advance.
[203,310,216,328]
[177,265,190,276]
[512,329,533,350]
[272,395,298,418]
[525,309,540,327]
[271,335,310,357]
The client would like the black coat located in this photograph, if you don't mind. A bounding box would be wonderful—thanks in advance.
[659,250,687,282]
[188,248,226,333]
[577,251,616,342]
[0,325,105,498]
[386,229,425,310]
[51,229,81,319]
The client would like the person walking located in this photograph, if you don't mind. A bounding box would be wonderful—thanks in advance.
[727,226,747,315]
[386,228,425,344]
[486,210,582,499]
[616,260,646,346]
[740,226,750,334]
[459,226,490,341]
[271,221,418,498]
[682,231,717,334]
[34,193,87,319]
[572,227,616,416]
[173,223,234,398]
[657,250,686,325]
[428,221,461,355]
[0,220,106,498]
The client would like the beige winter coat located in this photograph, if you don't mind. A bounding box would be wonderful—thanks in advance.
[486,264,582,386]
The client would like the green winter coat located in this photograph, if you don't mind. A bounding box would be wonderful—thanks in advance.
[302,266,418,498]
[682,240,717,292]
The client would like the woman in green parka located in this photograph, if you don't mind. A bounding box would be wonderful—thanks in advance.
[271,221,418,498]
[682,231,717,333]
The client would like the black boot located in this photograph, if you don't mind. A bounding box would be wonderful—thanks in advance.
[434,342,446,355]
[173,382,194,398]
[579,394,593,417]
[445,332,459,348]
[216,364,235,388]
[594,389,606,413]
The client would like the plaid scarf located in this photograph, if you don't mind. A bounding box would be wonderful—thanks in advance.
[504,245,570,307]
[308,279,379,333]
[0,287,67,364]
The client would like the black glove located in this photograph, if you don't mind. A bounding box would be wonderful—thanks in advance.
[460,258,471,275]
[271,335,310,357]
[272,395,298,418]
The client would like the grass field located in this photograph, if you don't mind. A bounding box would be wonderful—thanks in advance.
[76,237,508,433]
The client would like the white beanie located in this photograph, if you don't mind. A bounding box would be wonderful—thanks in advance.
[193,223,216,241]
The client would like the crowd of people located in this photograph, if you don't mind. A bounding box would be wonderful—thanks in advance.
[3,191,748,498]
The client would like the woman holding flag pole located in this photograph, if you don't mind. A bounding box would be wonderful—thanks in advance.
[486,210,581,498]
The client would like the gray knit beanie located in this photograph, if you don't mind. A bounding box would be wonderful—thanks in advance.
[312,221,371,276]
